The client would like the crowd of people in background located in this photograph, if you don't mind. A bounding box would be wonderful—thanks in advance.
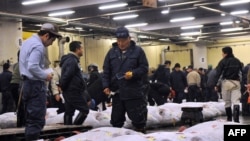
[0,24,250,140]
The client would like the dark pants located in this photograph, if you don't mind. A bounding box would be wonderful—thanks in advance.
[22,79,47,141]
[173,90,185,103]
[1,90,15,114]
[187,85,202,102]
[10,83,20,109]
[241,92,250,116]
[111,93,147,129]
[63,91,89,117]
[206,86,219,102]
[51,96,65,114]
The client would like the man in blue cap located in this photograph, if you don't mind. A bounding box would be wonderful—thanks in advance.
[102,27,149,133]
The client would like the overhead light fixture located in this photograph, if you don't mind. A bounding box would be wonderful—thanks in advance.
[221,27,243,32]
[180,31,201,36]
[220,0,250,6]
[48,10,75,17]
[230,10,249,15]
[170,17,195,23]
[159,38,170,41]
[224,32,248,35]
[221,13,226,16]
[220,21,233,25]
[65,27,75,31]
[138,35,149,39]
[181,25,203,30]
[22,0,50,5]
[161,7,170,14]
[99,3,128,10]
[113,14,138,20]
[125,23,148,28]
[75,27,85,31]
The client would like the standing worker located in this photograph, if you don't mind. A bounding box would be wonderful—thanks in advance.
[59,41,89,125]
[102,27,149,133]
[214,46,242,122]
[19,23,62,141]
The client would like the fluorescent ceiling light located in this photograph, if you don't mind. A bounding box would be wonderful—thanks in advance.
[220,21,233,25]
[113,14,138,20]
[180,32,201,36]
[161,8,170,14]
[181,25,203,30]
[170,17,195,23]
[99,3,128,10]
[221,13,226,16]
[159,38,170,41]
[224,32,248,35]
[75,27,84,31]
[65,27,75,31]
[125,23,148,28]
[48,10,75,17]
[22,0,50,5]
[220,0,250,6]
[221,27,243,32]
[230,10,249,15]
[138,35,149,39]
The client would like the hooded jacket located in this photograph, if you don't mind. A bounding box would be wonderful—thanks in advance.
[59,53,86,92]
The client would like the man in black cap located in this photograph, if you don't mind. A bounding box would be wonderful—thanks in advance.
[102,27,149,133]
[19,23,61,141]
[214,46,242,122]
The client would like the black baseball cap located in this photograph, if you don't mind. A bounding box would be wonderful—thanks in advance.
[115,27,130,38]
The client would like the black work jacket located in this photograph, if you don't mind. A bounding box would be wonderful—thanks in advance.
[215,54,242,83]
[102,40,149,91]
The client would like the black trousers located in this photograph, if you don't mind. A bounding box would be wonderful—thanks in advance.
[63,91,89,117]
[111,93,148,129]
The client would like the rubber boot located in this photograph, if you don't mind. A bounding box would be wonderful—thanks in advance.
[64,115,72,125]
[73,112,87,125]
[225,107,232,121]
[134,127,146,134]
[233,105,240,123]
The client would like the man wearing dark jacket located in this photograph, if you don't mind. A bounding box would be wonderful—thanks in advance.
[59,41,89,125]
[0,62,13,114]
[102,27,149,133]
[214,46,242,122]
